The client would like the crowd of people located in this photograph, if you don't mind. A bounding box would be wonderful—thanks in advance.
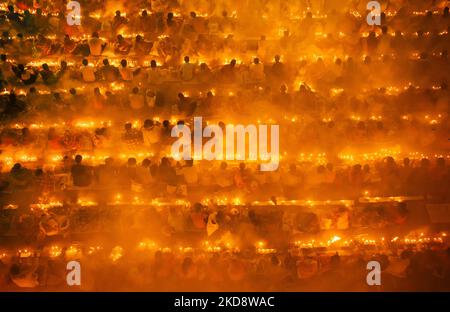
[1,240,449,291]
[0,0,449,291]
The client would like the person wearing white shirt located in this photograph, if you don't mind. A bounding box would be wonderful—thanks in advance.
[249,57,265,82]
[88,32,105,56]
[119,59,134,81]
[142,119,161,147]
[147,60,162,84]
[129,87,145,110]
[81,59,96,82]
[180,56,196,81]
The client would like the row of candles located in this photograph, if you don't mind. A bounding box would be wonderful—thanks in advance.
[1,147,449,170]
[3,195,427,212]
[0,1,444,20]
[5,51,448,76]
[0,104,445,134]
[1,232,447,263]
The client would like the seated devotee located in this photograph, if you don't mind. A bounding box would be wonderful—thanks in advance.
[9,263,40,288]
[180,56,196,81]
[70,155,93,187]
[111,10,128,33]
[114,34,132,55]
[177,93,196,116]
[81,59,96,82]
[142,119,161,149]
[119,59,134,82]
[88,32,106,57]
[129,87,145,111]
[147,60,162,85]
[249,57,265,83]
[99,59,119,82]
[134,35,153,56]
[40,63,57,85]
[122,122,143,146]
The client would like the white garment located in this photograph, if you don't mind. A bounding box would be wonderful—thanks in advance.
[89,38,103,56]
[129,93,145,110]
[119,66,133,81]
[81,66,96,82]
[142,127,161,145]
[180,62,195,81]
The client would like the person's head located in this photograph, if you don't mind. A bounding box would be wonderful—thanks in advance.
[22,127,30,136]
[141,10,148,17]
[274,55,281,62]
[120,59,127,67]
[144,119,154,128]
[115,10,121,17]
[167,12,174,20]
[132,87,139,94]
[230,59,236,67]
[42,63,50,71]
[184,56,190,63]
[135,35,142,42]
[444,7,449,17]
[163,120,170,128]
[150,60,157,68]
[178,92,185,100]
[117,34,124,42]
[94,87,101,95]
[124,122,132,131]
[161,157,170,166]
[436,157,446,168]
[75,155,83,164]
[403,158,410,167]
[92,31,99,38]
[253,57,260,65]
[69,88,76,95]
[103,59,109,66]
[60,60,68,69]
[82,59,88,66]
[142,158,151,167]
[12,163,22,172]
[190,11,196,18]
[105,157,114,166]
[127,157,137,166]
[271,255,280,266]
